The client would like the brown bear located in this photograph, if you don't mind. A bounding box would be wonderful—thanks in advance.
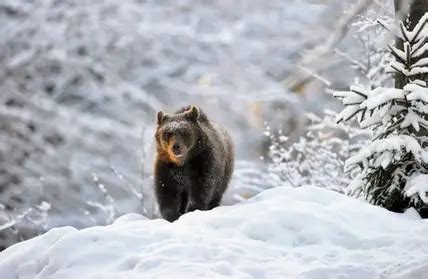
[154,105,234,222]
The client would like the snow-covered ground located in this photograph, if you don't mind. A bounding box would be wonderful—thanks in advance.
[1,186,427,279]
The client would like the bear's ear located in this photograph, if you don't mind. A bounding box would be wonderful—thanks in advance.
[184,106,199,121]
[156,111,167,125]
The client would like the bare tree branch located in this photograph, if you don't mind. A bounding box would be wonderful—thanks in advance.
[284,0,372,91]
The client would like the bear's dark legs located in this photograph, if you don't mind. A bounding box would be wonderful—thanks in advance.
[159,206,181,222]
[208,196,221,210]
[187,190,221,212]
[187,178,216,212]
[154,163,186,222]
[157,188,182,222]
[187,189,210,212]
[186,197,208,212]
[208,181,229,210]
[179,191,189,215]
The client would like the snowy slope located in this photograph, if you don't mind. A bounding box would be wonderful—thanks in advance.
[1,186,427,279]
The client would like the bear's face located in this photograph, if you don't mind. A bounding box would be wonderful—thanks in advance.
[155,106,199,166]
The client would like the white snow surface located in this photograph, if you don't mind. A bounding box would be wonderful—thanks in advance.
[1,186,428,279]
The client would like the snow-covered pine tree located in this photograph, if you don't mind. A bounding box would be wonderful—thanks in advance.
[334,12,428,216]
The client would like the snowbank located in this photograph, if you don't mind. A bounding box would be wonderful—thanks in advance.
[1,187,427,279]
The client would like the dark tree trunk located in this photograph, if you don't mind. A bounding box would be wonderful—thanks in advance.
[394,0,428,37]
[409,0,428,138]
[394,0,428,88]
[408,0,428,29]
[409,0,428,88]
[394,0,408,89]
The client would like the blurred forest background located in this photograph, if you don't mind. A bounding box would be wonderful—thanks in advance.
[0,0,393,250]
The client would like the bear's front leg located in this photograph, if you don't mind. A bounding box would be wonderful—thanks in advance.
[156,183,182,222]
[187,177,215,212]
[154,165,184,222]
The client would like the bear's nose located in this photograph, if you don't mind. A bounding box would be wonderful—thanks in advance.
[172,143,182,155]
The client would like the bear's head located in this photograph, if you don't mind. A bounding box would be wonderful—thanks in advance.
[155,106,200,166]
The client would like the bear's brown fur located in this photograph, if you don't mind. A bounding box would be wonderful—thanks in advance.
[154,105,234,222]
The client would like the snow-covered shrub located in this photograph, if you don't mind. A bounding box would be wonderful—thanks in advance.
[334,13,428,215]
[0,200,50,251]
[265,110,369,193]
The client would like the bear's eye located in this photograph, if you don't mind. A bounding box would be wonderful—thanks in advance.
[163,131,172,140]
